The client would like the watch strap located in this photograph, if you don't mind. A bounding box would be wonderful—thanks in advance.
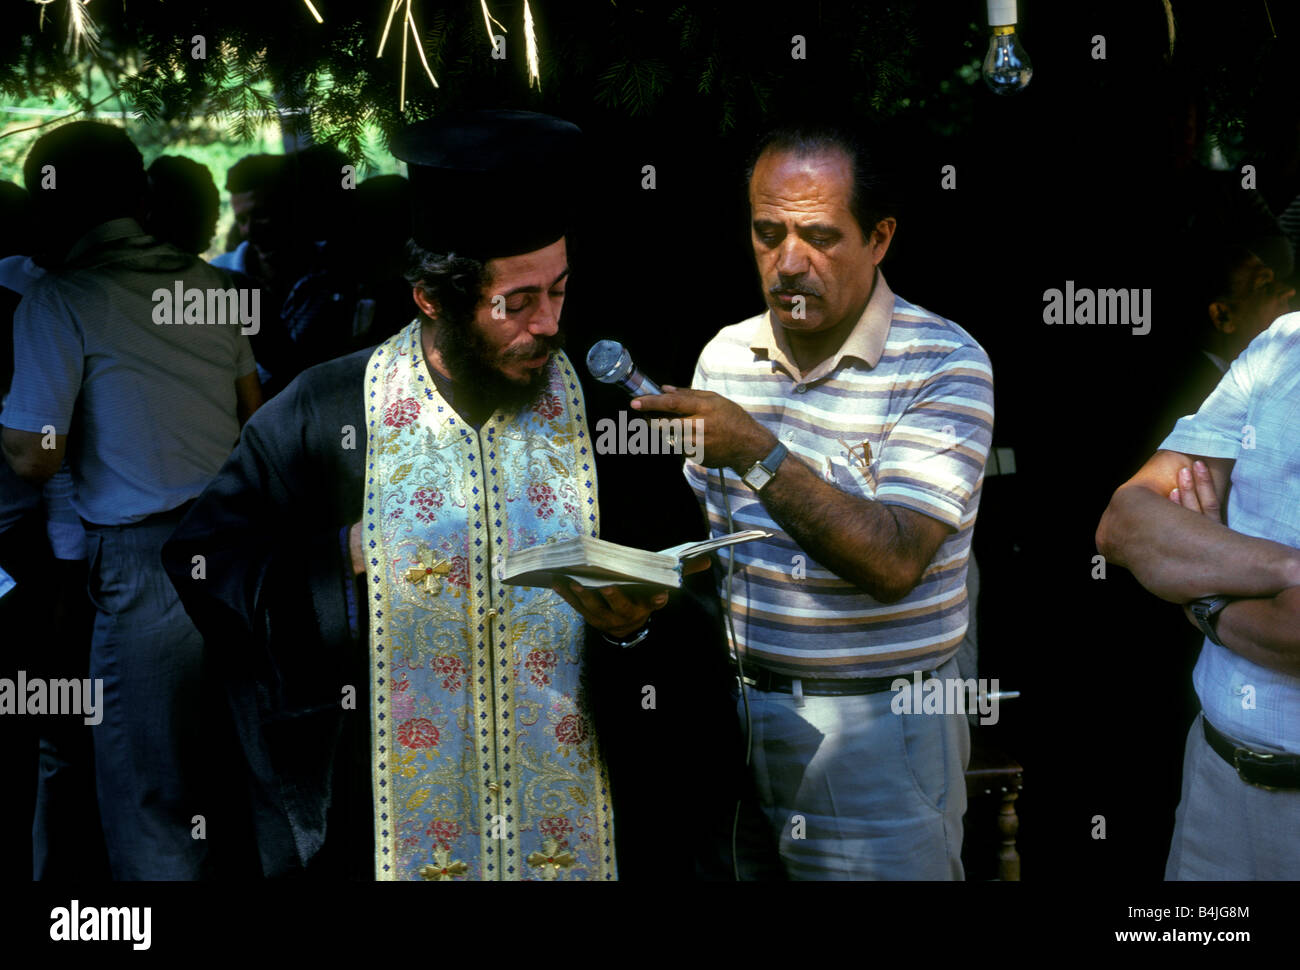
[601,616,652,649]
[1190,595,1234,646]
[743,442,788,491]
[758,442,788,474]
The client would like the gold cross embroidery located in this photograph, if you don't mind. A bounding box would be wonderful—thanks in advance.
[526,838,577,880]
[419,849,469,880]
[405,556,451,594]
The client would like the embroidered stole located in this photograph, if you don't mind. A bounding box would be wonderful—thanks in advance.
[363,320,614,880]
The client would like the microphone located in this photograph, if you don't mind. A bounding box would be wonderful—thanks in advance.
[585,340,663,397]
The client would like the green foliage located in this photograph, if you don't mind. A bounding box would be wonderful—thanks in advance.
[595,58,672,117]
[1,1,965,148]
[0,1,1284,175]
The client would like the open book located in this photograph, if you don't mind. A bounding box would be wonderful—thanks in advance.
[501,529,772,590]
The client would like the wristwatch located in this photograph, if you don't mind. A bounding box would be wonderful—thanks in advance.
[602,616,651,649]
[1188,595,1235,646]
[742,443,789,492]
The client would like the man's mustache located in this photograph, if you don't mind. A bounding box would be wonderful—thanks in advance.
[501,331,566,362]
[769,285,820,299]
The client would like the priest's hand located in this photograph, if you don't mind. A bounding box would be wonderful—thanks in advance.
[551,581,669,639]
[349,521,365,575]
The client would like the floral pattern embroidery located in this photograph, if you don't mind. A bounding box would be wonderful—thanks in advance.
[555,713,587,746]
[527,483,556,519]
[392,686,413,717]
[384,397,420,429]
[431,655,467,692]
[445,555,470,590]
[524,649,558,688]
[411,487,444,524]
[397,718,440,749]
[538,816,573,845]
[534,392,563,420]
[426,817,462,850]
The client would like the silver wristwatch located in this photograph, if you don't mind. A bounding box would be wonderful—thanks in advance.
[601,616,651,648]
[742,443,789,492]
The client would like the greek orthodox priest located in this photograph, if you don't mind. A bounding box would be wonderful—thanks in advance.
[163,111,663,880]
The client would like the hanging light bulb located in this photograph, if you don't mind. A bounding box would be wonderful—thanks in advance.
[983,0,1033,95]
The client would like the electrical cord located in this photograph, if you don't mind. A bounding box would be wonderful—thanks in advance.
[718,465,752,882]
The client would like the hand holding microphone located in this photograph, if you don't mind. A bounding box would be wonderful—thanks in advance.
[585,339,663,398]
[585,339,777,472]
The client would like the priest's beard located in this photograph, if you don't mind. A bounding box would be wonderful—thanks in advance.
[432,314,566,414]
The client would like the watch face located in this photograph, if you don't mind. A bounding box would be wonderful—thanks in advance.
[744,465,773,491]
[1193,597,1226,620]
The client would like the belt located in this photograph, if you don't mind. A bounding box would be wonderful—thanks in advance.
[1202,715,1300,791]
[729,659,935,697]
[81,498,197,531]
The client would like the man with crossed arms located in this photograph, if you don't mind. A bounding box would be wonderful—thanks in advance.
[1098,311,1300,879]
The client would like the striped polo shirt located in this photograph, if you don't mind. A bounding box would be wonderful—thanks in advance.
[683,270,994,678]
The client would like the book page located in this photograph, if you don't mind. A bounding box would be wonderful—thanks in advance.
[658,529,773,562]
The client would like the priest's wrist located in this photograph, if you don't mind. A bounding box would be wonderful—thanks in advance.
[601,616,651,648]
[349,521,366,575]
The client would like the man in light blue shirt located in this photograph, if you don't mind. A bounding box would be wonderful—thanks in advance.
[1098,311,1300,879]
[1,121,262,879]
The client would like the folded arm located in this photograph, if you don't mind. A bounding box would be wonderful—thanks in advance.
[1214,588,1300,677]
[1097,450,1300,602]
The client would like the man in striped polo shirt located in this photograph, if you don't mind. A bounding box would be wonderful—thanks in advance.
[633,122,993,879]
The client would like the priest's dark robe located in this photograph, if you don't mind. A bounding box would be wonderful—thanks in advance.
[164,347,374,878]
[163,346,772,880]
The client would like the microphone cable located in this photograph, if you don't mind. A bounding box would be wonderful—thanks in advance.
[718,465,753,882]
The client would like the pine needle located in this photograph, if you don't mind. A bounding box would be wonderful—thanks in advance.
[66,0,100,60]
[33,0,55,33]
[407,3,439,89]
[399,0,408,111]
[378,0,401,58]
[524,0,540,90]
[481,0,507,47]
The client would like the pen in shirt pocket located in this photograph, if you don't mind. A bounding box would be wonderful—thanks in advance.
[827,440,877,492]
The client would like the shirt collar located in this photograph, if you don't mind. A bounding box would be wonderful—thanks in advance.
[63,218,148,264]
[750,268,895,382]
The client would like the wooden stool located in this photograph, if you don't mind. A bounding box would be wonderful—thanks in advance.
[964,735,1023,881]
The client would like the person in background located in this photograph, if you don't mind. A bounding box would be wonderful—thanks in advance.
[213,151,357,395]
[145,155,222,256]
[0,179,106,880]
[1,121,262,880]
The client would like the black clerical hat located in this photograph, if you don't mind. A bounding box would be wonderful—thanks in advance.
[390,110,582,263]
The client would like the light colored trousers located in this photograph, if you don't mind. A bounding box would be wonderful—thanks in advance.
[736,655,970,880]
[1166,712,1300,880]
